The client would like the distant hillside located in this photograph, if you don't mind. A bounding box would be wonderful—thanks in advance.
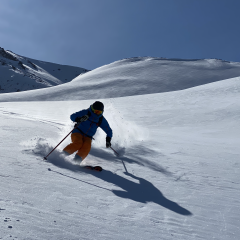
[0,47,89,93]
[0,57,240,102]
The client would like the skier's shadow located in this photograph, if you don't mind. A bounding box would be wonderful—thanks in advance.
[88,169,192,216]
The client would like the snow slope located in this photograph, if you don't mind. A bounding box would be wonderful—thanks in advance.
[0,58,240,240]
[0,57,240,102]
[0,47,89,93]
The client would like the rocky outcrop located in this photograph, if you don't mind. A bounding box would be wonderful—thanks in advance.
[0,47,18,61]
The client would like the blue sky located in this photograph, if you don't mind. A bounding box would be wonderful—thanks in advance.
[0,0,240,70]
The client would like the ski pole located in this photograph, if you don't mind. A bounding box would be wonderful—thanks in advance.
[110,146,119,156]
[110,146,128,173]
[43,122,81,160]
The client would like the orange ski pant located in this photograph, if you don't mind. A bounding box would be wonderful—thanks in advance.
[63,133,92,160]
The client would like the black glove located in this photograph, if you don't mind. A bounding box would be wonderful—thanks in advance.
[75,115,89,123]
[106,136,111,148]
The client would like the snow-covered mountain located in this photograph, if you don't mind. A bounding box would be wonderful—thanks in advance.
[0,56,239,240]
[0,56,240,102]
[0,47,89,93]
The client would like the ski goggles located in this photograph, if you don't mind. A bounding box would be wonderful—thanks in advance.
[91,105,103,115]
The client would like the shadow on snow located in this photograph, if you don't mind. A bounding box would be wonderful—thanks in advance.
[89,169,192,216]
[49,167,192,216]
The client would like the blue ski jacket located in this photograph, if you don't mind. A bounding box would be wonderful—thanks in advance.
[71,106,113,139]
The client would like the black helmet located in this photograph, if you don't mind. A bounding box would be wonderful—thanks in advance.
[92,101,104,111]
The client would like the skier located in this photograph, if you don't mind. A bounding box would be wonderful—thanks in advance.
[63,101,112,162]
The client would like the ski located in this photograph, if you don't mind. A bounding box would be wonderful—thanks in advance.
[81,165,103,172]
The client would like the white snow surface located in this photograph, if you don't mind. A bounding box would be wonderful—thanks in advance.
[0,57,240,240]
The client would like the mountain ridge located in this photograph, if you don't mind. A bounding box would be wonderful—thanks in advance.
[0,47,89,93]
